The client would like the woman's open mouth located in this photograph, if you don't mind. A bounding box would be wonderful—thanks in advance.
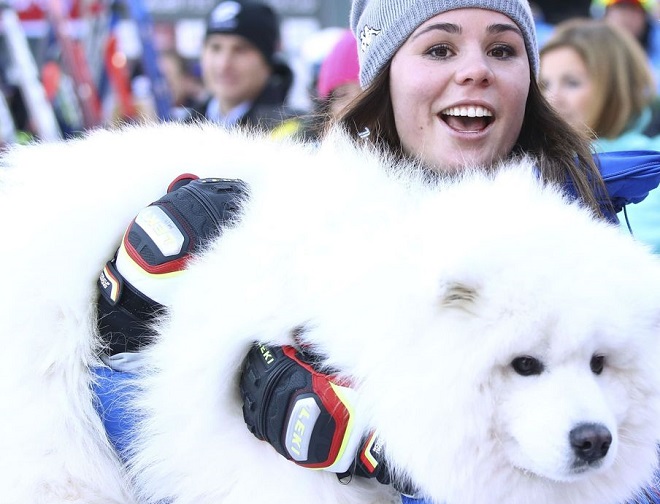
[440,105,494,133]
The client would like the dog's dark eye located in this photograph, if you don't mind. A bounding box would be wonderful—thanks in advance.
[511,356,544,376]
[591,354,605,375]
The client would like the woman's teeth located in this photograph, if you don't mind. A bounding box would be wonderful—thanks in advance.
[441,106,493,118]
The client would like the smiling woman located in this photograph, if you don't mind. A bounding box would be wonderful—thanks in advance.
[388,9,530,171]
[336,0,607,216]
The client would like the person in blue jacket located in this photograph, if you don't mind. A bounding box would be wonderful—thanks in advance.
[93,0,660,502]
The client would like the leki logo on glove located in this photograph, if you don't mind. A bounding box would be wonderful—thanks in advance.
[285,396,321,461]
[134,206,185,257]
[258,344,276,365]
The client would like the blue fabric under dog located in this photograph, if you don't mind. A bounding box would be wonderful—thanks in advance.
[92,366,139,460]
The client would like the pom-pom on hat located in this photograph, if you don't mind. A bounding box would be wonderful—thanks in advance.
[350,0,539,87]
[205,1,280,64]
[316,30,360,99]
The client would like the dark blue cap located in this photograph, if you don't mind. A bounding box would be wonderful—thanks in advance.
[205,1,280,64]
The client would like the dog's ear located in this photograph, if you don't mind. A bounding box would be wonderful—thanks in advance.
[439,282,478,313]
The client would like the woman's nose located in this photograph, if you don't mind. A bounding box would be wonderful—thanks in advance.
[454,52,494,86]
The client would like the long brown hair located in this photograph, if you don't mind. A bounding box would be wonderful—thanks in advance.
[333,63,609,217]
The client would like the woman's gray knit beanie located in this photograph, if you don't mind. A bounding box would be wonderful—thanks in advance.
[350,0,538,87]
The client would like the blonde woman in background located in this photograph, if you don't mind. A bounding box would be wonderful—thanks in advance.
[540,17,660,252]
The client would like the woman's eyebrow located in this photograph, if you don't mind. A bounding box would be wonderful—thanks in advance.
[488,23,523,38]
[411,22,523,41]
[411,22,460,40]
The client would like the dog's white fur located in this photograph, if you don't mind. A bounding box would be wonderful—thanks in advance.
[1,122,660,504]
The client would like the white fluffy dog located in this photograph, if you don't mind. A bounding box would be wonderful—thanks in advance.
[1,122,660,504]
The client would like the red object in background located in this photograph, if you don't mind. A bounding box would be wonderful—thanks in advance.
[45,0,102,128]
[40,60,61,101]
[69,0,105,18]
[14,0,103,20]
[104,33,138,121]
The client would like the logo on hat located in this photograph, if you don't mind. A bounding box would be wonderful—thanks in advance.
[210,1,242,30]
[359,25,382,52]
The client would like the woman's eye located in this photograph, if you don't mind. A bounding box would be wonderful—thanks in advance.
[427,45,451,59]
[565,78,585,89]
[489,45,514,59]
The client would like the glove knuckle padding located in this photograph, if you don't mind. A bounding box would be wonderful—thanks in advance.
[240,344,363,471]
[97,176,248,356]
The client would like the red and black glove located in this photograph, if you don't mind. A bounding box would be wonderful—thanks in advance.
[240,343,368,472]
[239,343,419,496]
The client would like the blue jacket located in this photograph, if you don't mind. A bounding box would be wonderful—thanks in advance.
[596,149,660,210]
[595,118,660,253]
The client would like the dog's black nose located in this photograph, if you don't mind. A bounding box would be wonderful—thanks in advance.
[570,423,612,463]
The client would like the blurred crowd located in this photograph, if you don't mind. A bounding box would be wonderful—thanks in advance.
[0,0,361,145]
[3,1,660,143]
[3,0,660,253]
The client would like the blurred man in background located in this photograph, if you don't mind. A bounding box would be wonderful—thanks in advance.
[186,0,303,136]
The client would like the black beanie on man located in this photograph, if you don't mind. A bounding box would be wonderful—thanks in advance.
[205,1,280,65]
